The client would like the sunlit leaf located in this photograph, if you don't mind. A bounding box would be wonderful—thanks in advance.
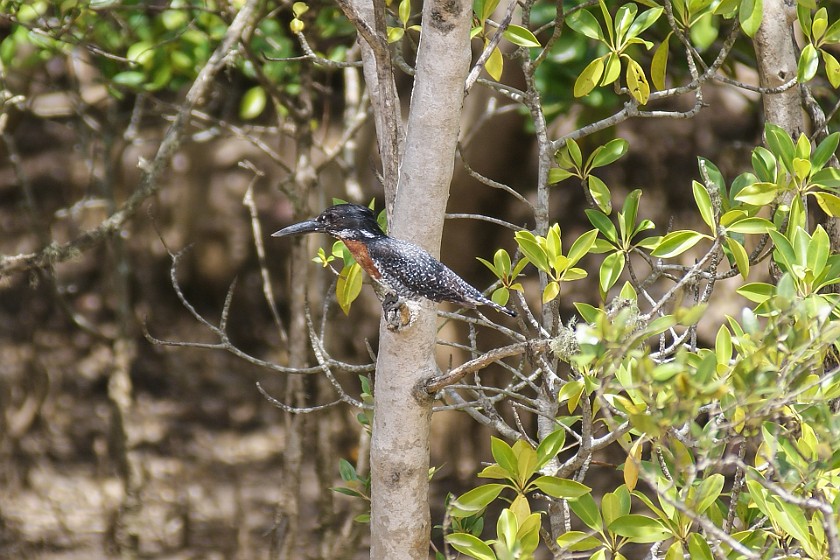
[575,56,605,97]
[485,45,503,80]
[504,24,541,48]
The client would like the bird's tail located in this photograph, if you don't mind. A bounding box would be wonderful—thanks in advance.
[482,298,516,317]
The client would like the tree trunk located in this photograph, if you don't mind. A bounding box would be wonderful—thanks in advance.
[368,0,472,558]
[752,0,803,137]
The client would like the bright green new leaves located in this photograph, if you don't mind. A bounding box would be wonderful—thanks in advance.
[447,433,590,560]
[469,0,541,81]
[515,225,598,303]
[387,0,420,43]
[585,189,658,296]
[739,226,840,311]
[240,85,267,120]
[477,249,527,307]
[290,1,308,33]
[551,137,628,214]
[738,0,763,36]
[797,6,840,86]
[567,0,663,104]
[734,124,840,229]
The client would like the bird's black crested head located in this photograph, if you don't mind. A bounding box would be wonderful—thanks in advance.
[272,203,386,241]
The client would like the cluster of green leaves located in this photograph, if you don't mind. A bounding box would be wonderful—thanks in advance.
[566,0,663,104]
[311,200,386,314]
[456,120,840,558]
[471,0,542,80]
[332,457,372,523]
[797,3,840,86]
[444,431,591,560]
[550,137,629,213]
[477,249,528,308]
[0,0,358,120]
[514,225,598,303]
[386,0,421,43]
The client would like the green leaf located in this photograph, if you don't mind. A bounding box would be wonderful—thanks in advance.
[480,0,501,22]
[608,515,672,543]
[491,437,517,476]
[601,52,621,85]
[536,429,566,468]
[694,474,724,514]
[586,209,618,243]
[575,302,602,324]
[557,379,585,412]
[497,509,517,549]
[567,9,605,41]
[651,230,707,258]
[240,86,267,120]
[619,189,642,242]
[687,533,714,560]
[733,181,778,205]
[812,132,839,172]
[398,0,411,25]
[812,7,827,41]
[825,17,840,42]
[567,140,583,169]
[627,7,663,39]
[112,71,147,87]
[451,484,506,516]
[693,180,715,230]
[614,4,637,45]
[336,263,363,314]
[575,56,605,97]
[484,45,503,81]
[569,493,602,532]
[625,57,650,104]
[725,217,775,234]
[588,176,612,213]
[543,281,561,303]
[715,324,733,367]
[568,229,599,266]
[590,138,629,169]
[332,486,366,498]
[811,167,840,189]
[515,231,550,272]
[556,531,602,551]
[445,533,497,560]
[491,287,510,306]
[292,2,309,17]
[798,43,819,82]
[503,24,541,48]
[339,458,358,481]
[532,476,591,499]
[600,251,625,294]
[387,27,405,42]
[651,34,670,90]
[823,50,840,88]
[739,0,763,37]
[726,237,750,280]
[736,282,774,303]
[549,167,576,183]
[765,123,795,174]
[812,191,840,217]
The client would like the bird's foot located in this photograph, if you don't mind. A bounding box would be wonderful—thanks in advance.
[382,293,418,332]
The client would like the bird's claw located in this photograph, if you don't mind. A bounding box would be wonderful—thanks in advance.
[382,293,417,331]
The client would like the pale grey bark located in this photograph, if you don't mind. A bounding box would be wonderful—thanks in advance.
[367,0,473,558]
[752,0,804,137]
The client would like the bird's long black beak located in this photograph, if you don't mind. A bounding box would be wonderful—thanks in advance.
[271,219,324,238]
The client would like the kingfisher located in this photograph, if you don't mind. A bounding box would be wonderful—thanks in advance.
[272,203,516,317]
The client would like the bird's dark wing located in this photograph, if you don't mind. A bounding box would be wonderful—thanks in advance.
[367,238,483,305]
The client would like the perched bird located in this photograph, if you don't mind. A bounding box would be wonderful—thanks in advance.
[272,203,516,317]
